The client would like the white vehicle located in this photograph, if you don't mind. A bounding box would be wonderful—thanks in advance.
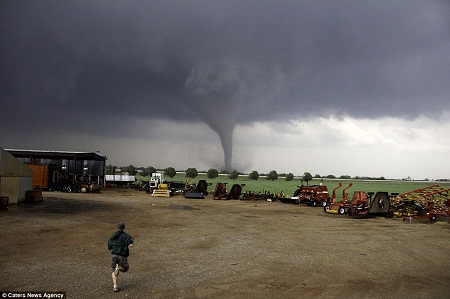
[149,172,164,189]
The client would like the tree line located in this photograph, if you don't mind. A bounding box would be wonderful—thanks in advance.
[107,164,387,183]
[106,165,317,184]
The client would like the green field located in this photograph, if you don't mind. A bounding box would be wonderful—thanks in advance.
[136,173,450,198]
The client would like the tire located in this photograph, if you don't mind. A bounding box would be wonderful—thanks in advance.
[338,207,345,215]
[321,200,327,207]
[324,205,330,212]
[66,186,72,193]
[430,215,437,222]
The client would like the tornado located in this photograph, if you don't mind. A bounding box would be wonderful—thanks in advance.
[219,128,233,172]
[184,58,286,171]
[208,120,234,172]
[185,60,242,171]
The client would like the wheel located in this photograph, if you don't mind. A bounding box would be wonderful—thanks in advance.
[430,215,437,222]
[321,200,327,207]
[338,207,345,215]
[324,205,330,212]
[66,186,72,193]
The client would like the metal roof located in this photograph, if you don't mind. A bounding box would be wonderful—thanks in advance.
[5,149,107,161]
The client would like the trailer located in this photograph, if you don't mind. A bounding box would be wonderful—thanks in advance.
[105,174,135,188]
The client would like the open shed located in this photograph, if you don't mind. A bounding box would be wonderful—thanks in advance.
[0,147,34,204]
[5,149,107,189]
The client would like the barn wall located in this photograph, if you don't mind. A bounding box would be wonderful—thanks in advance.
[1,177,19,204]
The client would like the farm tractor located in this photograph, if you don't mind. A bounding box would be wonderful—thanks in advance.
[288,184,330,207]
[324,183,353,215]
[392,184,450,221]
[347,191,395,218]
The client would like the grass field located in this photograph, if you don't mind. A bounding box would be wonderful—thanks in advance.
[135,173,450,198]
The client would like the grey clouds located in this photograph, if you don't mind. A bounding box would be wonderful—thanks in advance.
[1,0,449,173]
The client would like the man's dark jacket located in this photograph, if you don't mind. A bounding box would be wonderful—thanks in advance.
[108,230,134,257]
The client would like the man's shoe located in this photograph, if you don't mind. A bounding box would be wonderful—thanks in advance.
[113,286,119,292]
[114,264,120,276]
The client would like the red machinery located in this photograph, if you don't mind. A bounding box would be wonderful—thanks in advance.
[324,183,352,215]
[348,191,394,218]
[392,184,450,221]
[289,184,330,207]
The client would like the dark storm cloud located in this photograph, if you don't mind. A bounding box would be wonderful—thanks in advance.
[1,0,449,168]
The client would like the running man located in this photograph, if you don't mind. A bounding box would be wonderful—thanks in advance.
[108,222,134,292]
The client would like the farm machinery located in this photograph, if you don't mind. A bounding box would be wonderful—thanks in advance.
[324,183,353,215]
[287,184,330,207]
[212,183,243,200]
[184,180,209,199]
[149,178,210,199]
[151,183,171,197]
[212,183,280,201]
[240,190,285,201]
[347,191,395,218]
[392,184,450,221]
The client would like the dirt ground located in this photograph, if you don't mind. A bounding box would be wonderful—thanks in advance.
[1,189,449,299]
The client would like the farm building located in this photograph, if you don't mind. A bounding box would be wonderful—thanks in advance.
[5,149,107,190]
[0,147,34,204]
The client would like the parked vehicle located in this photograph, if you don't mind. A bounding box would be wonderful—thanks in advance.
[289,185,330,207]
[348,191,394,218]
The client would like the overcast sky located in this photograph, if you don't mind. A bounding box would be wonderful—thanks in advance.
[1,0,449,179]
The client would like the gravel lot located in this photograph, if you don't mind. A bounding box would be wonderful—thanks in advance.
[1,189,449,299]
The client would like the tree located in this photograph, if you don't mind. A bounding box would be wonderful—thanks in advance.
[141,166,156,177]
[266,170,278,181]
[248,170,259,180]
[164,167,176,178]
[123,164,137,175]
[207,168,219,179]
[229,170,239,180]
[303,172,313,185]
[106,165,116,175]
[285,173,294,181]
[185,168,198,178]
